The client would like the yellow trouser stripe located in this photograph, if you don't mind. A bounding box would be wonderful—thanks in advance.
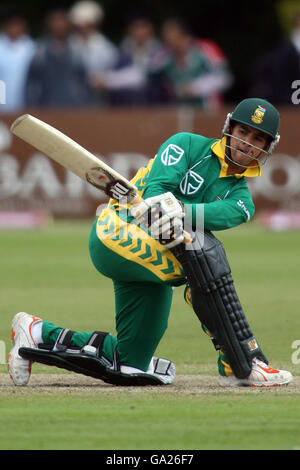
[96,207,184,282]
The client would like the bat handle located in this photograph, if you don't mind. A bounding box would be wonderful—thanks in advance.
[183,230,193,244]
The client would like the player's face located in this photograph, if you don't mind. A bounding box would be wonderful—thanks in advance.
[229,124,269,167]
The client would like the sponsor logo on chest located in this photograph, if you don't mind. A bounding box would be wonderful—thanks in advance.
[180,170,204,195]
[161,144,184,166]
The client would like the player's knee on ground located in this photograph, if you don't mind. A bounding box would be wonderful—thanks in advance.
[19,328,176,385]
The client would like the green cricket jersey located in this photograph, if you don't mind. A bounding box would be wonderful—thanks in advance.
[130,132,259,231]
[88,131,260,372]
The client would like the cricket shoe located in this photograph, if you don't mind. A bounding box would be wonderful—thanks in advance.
[8,312,42,386]
[218,358,293,388]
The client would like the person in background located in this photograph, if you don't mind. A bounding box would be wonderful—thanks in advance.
[247,11,300,104]
[121,14,162,72]
[25,8,93,107]
[69,1,118,86]
[195,36,233,109]
[69,1,146,106]
[0,10,36,113]
[149,18,232,109]
[119,13,164,104]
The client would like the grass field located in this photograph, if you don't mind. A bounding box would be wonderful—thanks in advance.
[0,219,299,450]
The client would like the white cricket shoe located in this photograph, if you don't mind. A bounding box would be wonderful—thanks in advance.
[8,312,42,386]
[218,358,293,388]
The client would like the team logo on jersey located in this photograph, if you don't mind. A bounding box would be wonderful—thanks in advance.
[161,144,184,166]
[251,105,266,124]
[180,170,204,195]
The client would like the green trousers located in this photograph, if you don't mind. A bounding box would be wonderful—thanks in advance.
[42,212,232,375]
[42,280,172,371]
[42,214,182,371]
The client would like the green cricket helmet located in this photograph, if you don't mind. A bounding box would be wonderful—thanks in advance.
[222,98,281,165]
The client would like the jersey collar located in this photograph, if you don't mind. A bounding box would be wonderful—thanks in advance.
[211,137,261,178]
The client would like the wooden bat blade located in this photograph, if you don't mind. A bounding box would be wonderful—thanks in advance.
[10,114,139,203]
[11,114,192,243]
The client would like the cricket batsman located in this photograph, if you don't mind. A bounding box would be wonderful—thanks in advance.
[8,98,293,387]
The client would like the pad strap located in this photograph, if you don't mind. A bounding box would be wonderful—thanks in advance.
[83,331,119,370]
[53,329,75,352]
[85,331,109,351]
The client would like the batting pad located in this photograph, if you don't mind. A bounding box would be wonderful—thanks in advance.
[19,343,175,386]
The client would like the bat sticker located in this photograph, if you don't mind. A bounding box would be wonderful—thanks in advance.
[86,167,135,201]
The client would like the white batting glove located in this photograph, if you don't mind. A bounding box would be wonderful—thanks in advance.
[130,192,185,249]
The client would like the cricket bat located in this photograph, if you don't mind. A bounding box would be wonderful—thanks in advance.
[10,114,192,243]
[11,114,141,204]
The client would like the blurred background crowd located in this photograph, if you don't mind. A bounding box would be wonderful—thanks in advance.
[0,0,300,113]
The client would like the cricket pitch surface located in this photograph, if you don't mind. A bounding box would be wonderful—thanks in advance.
[0,373,299,394]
